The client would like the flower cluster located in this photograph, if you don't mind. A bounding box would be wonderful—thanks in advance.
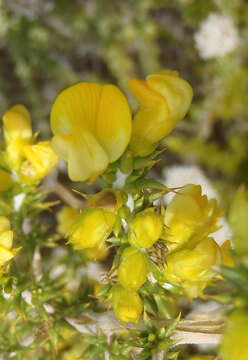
[50,70,193,181]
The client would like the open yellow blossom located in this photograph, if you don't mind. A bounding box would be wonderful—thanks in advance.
[111,285,143,323]
[118,246,148,291]
[128,70,193,156]
[20,141,58,182]
[56,206,79,237]
[50,82,132,182]
[68,208,116,249]
[128,208,163,248]
[219,309,248,360]
[165,237,221,298]
[0,216,18,269]
[163,184,221,251]
[2,105,32,170]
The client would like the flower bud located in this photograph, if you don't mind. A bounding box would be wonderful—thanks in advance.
[56,206,79,237]
[163,184,221,251]
[128,70,193,156]
[2,105,32,170]
[68,208,116,249]
[165,237,221,298]
[20,141,58,182]
[128,208,163,248]
[0,216,18,268]
[118,247,148,291]
[229,185,248,254]
[219,309,248,360]
[111,285,143,323]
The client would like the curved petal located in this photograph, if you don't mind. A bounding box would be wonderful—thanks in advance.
[54,131,109,182]
[95,84,131,162]
[147,72,193,123]
[50,82,103,134]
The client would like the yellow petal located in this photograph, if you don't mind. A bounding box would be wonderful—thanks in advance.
[0,230,13,249]
[21,141,58,181]
[0,245,14,267]
[147,71,193,124]
[53,131,109,182]
[2,105,32,169]
[95,84,132,162]
[2,105,32,142]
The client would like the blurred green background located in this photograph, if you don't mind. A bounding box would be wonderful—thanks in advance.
[1,0,248,204]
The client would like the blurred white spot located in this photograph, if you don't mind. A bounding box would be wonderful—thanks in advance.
[21,290,32,306]
[14,193,25,211]
[43,303,55,314]
[194,13,240,59]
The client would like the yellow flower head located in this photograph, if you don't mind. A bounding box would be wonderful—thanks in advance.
[128,208,163,248]
[87,188,125,212]
[50,82,132,182]
[165,237,221,298]
[68,207,116,249]
[111,285,143,323]
[128,70,193,156]
[2,105,32,170]
[56,206,79,237]
[118,246,148,291]
[163,184,222,251]
[219,309,248,360]
[20,141,58,182]
[0,216,18,269]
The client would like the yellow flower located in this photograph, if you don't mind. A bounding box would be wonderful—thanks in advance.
[163,184,221,251]
[111,285,143,323]
[165,237,221,298]
[87,188,125,212]
[118,246,148,291]
[229,185,248,254]
[50,82,132,182]
[128,208,163,248]
[68,208,116,249]
[128,70,193,156]
[20,141,58,182]
[2,105,32,170]
[219,309,248,360]
[56,206,79,237]
[0,216,18,269]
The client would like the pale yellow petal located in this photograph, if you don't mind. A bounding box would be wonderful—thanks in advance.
[50,82,103,134]
[96,84,131,162]
[0,230,13,249]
